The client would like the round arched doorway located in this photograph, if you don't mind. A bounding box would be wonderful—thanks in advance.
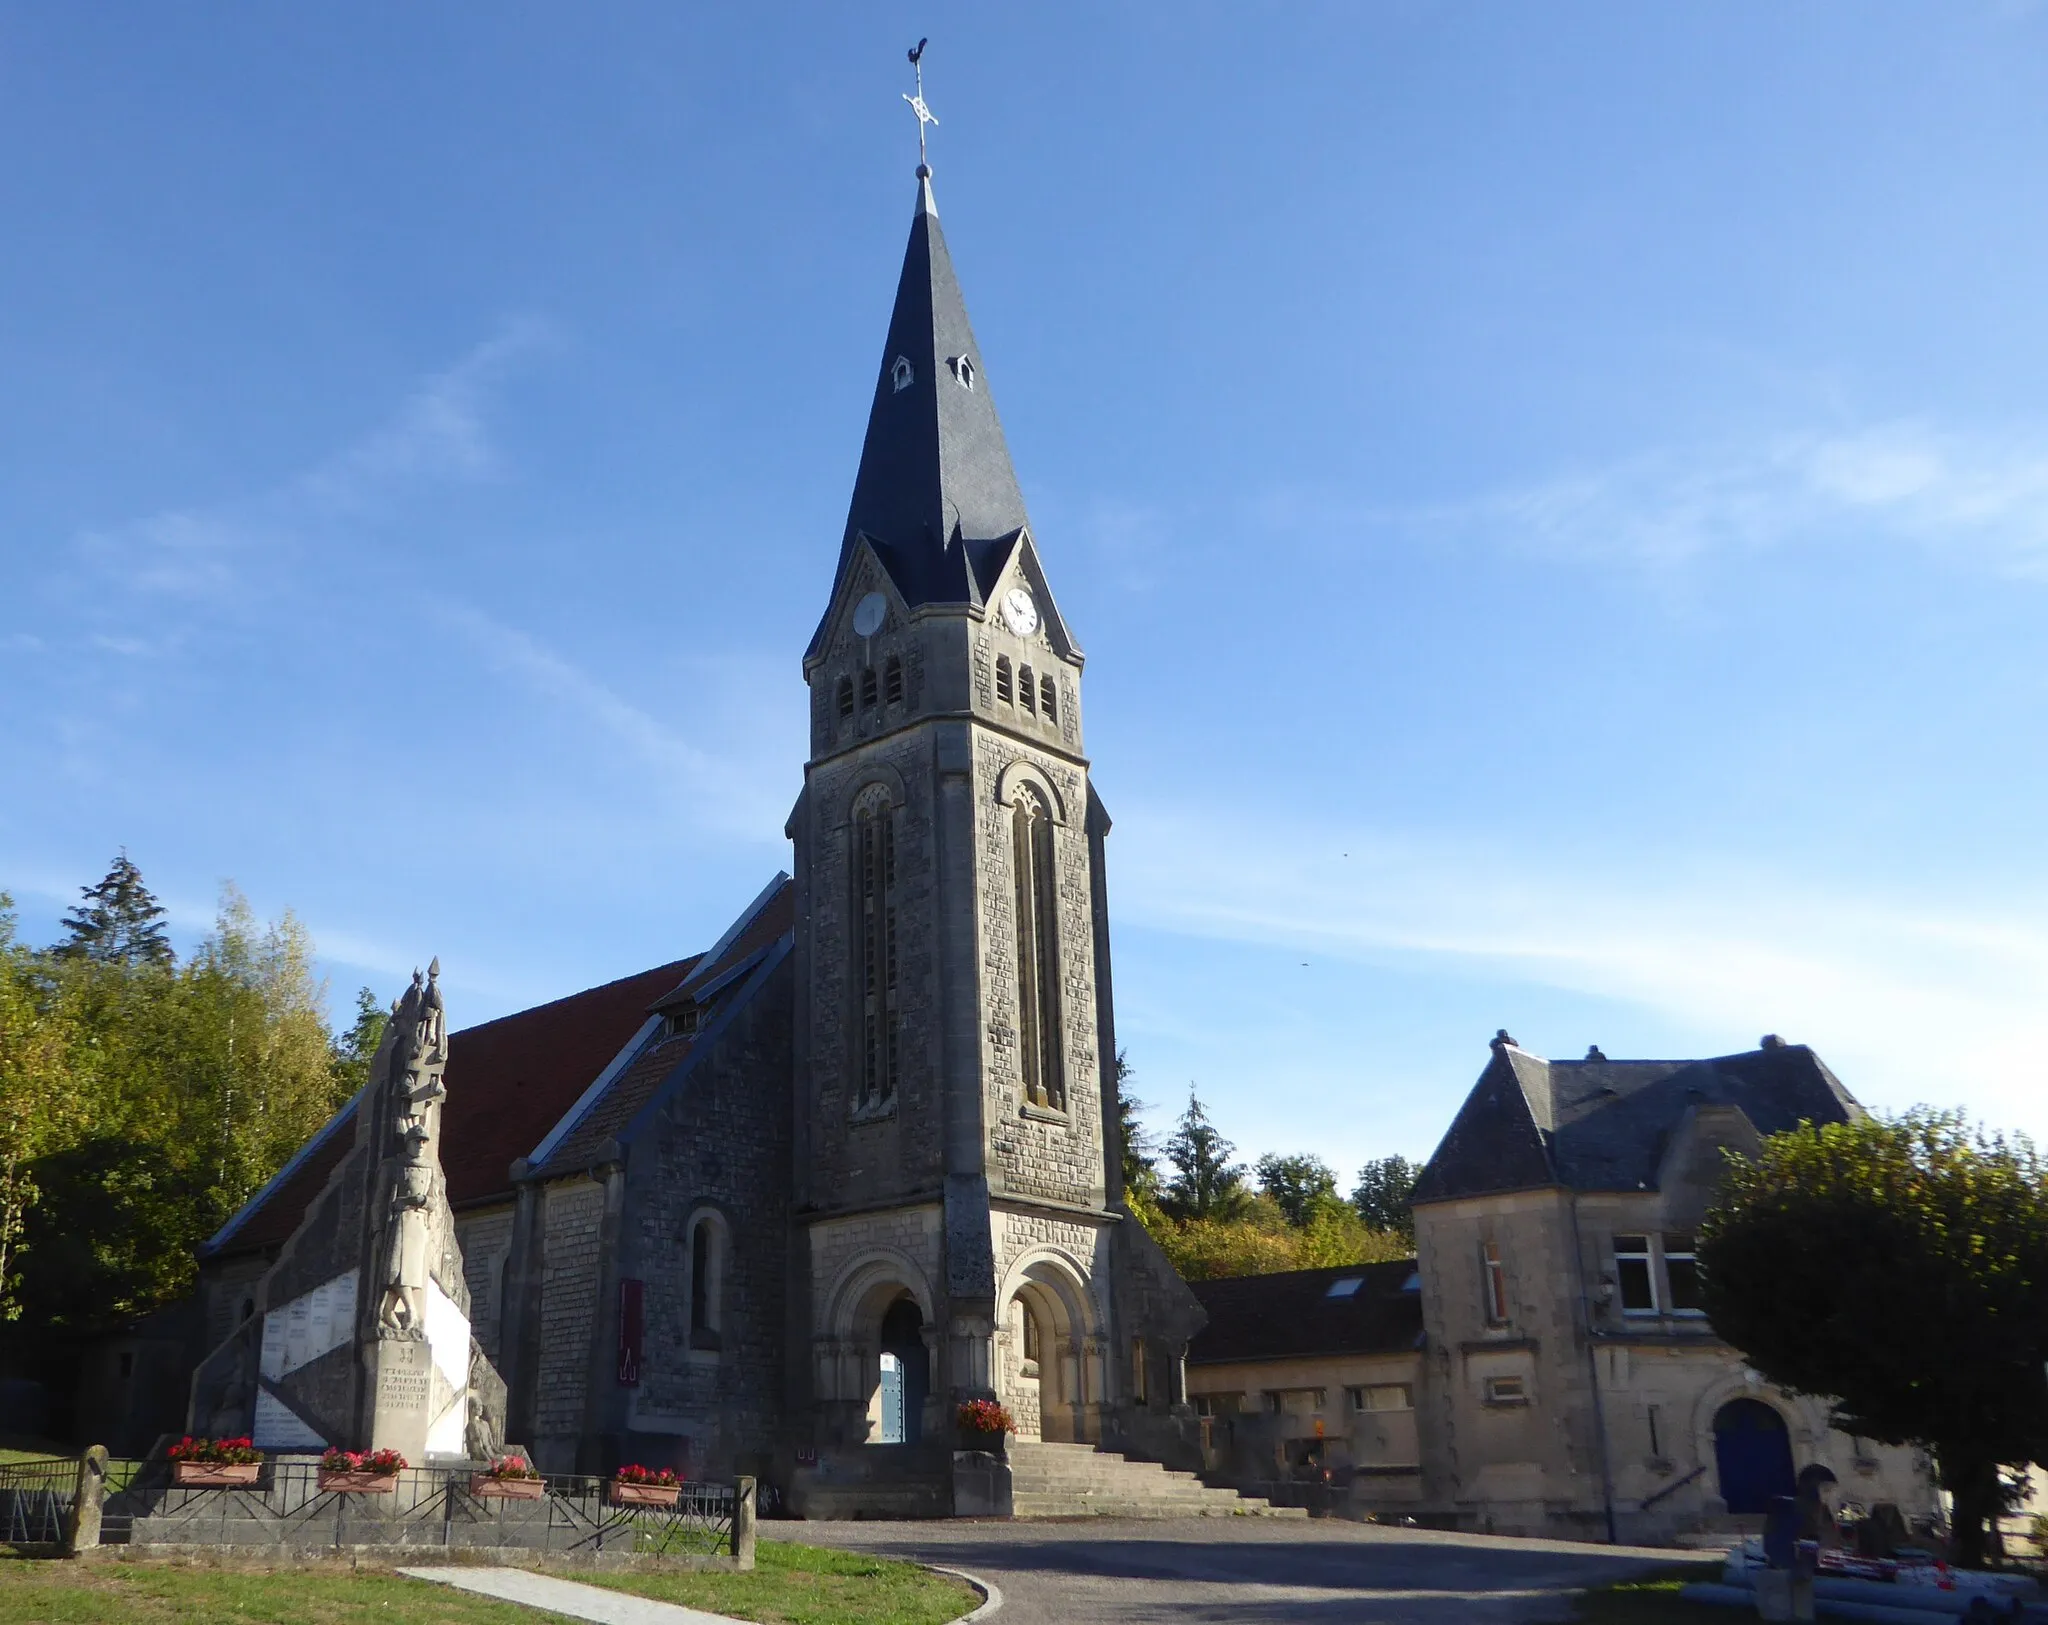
[1714,1397,1795,1513]
[874,1297,929,1445]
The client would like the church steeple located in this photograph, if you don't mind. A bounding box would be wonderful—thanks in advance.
[825,171,1032,627]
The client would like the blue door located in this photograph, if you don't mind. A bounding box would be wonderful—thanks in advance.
[878,1353,906,1444]
[1715,1398,1795,1514]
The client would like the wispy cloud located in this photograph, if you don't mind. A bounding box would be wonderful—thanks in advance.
[68,319,552,614]
[1461,421,2048,578]
[442,605,793,841]
[1112,802,2048,1131]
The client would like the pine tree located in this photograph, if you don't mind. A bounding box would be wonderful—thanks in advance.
[329,986,389,1097]
[1161,1088,1248,1220]
[1112,1050,1160,1202]
[55,851,173,967]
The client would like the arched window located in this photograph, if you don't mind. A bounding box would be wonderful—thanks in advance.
[854,793,899,1110]
[1012,787,1064,1110]
[995,656,1013,706]
[688,1212,724,1352]
[1018,664,1036,715]
[860,666,878,710]
[1040,674,1057,723]
[884,656,903,706]
[836,677,854,723]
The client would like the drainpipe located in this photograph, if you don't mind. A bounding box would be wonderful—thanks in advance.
[1569,1190,1619,1544]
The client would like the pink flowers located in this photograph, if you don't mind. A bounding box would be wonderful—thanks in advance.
[167,1435,262,1465]
[319,1447,406,1475]
[486,1454,541,1480]
[613,1462,680,1486]
[957,1399,1015,1435]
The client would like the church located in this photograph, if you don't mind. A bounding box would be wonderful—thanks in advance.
[193,159,1208,1518]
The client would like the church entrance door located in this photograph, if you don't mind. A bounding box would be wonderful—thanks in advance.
[1714,1398,1795,1514]
[877,1297,927,1445]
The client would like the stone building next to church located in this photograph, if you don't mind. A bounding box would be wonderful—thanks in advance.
[193,164,1205,1517]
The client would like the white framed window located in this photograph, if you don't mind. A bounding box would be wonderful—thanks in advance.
[1615,1234,1657,1315]
[1481,1241,1509,1325]
[1484,1375,1528,1407]
[1349,1383,1413,1412]
[1663,1233,1704,1314]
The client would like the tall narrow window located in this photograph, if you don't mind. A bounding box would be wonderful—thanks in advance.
[884,656,904,706]
[854,796,899,1109]
[1663,1233,1703,1314]
[1615,1234,1657,1314]
[688,1215,722,1352]
[860,666,878,710]
[995,656,1013,705]
[1040,674,1057,723]
[836,677,854,723]
[1018,664,1036,714]
[1481,1241,1509,1325]
[1012,788,1064,1110]
[1131,1336,1149,1404]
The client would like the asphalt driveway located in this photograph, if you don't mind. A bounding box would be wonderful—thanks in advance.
[793,1517,1705,1625]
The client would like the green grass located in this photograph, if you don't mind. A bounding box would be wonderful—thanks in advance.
[580,1539,979,1625]
[0,1541,979,1625]
[0,1555,552,1623]
[1573,1564,1735,1624]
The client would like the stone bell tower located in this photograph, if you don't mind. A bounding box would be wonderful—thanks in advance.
[789,162,1137,1478]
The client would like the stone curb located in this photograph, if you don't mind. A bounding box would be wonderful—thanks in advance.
[925,1563,1003,1621]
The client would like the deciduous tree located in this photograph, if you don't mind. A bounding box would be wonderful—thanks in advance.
[1699,1111,2048,1569]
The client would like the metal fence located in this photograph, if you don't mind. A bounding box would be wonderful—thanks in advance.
[0,1457,78,1547]
[106,1458,740,1557]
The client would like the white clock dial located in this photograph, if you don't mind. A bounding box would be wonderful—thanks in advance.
[1000,586,1039,638]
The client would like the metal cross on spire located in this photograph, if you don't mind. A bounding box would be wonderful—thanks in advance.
[903,37,938,174]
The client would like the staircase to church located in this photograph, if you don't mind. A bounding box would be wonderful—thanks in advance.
[1007,1441,1308,1519]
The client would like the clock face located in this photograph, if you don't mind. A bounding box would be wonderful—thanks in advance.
[1000,586,1038,638]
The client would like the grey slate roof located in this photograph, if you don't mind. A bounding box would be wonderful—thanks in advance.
[809,172,1032,656]
[1187,1261,1423,1367]
[1412,1037,1863,1205]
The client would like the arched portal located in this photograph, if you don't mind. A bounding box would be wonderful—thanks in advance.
[875,1298,929,1445]
[1714,1397,1796,1513]
[999,1252,1101,1445]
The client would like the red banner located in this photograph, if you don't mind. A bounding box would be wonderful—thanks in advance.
[617,1278,644,1386]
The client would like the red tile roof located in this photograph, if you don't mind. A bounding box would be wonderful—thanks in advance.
[210,956,699,1257]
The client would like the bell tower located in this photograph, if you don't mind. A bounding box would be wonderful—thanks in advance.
[788,163,1142,1478]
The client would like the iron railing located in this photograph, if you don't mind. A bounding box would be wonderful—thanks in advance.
[0,1457,78,1546]
[107,1459,739,1556]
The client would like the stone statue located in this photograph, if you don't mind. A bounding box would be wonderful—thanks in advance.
[375,961,449,1339]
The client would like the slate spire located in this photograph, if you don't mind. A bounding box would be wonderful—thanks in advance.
[829,169,1032,616]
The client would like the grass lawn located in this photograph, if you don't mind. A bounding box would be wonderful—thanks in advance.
[0,1540,979,1625]
[583,1539,980,1625]
[1573,1564,1736,1624]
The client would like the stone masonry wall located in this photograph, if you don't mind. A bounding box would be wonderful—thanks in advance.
[534,1179,605,1459]
[455,1208,515,1370]
[612,952,794,1480]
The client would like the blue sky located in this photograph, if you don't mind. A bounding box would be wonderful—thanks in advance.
[6,5,2048,1177]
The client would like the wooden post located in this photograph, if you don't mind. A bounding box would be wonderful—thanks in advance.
[733,1475,757,1570]
[64,1446,108,1556]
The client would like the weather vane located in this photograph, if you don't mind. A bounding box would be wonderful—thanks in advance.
[903,38,938,174]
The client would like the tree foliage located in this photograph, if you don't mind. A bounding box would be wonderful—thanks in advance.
[1699,1111,2048,1569]
[1160,1089,1250,1221]
[1256,1153,1341,1227]
[1118,1084,1411,1280]
[1352,1154,1419,1240]
[0,858,358,1349]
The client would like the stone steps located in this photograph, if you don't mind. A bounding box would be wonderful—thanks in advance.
[1005,1441,1306,1519]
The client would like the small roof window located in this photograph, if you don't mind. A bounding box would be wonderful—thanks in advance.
[1400,1271,1421,1293]
[947,354,976,389]
[1325,1277,1364,1299]
[891,356,915,393]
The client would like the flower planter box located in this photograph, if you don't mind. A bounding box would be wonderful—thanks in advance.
[472,1475,546,1500]
[171,1461,261,1488]
[318,1469,398,1494]
[609,1480,680,1509]
[957,1430,1007,1457]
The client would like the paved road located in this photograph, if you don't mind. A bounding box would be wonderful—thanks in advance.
[794,1517,1704,1625]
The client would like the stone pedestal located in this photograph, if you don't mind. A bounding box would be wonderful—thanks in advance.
[367,1336,434,1463]
[951,1449,1012,1518]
